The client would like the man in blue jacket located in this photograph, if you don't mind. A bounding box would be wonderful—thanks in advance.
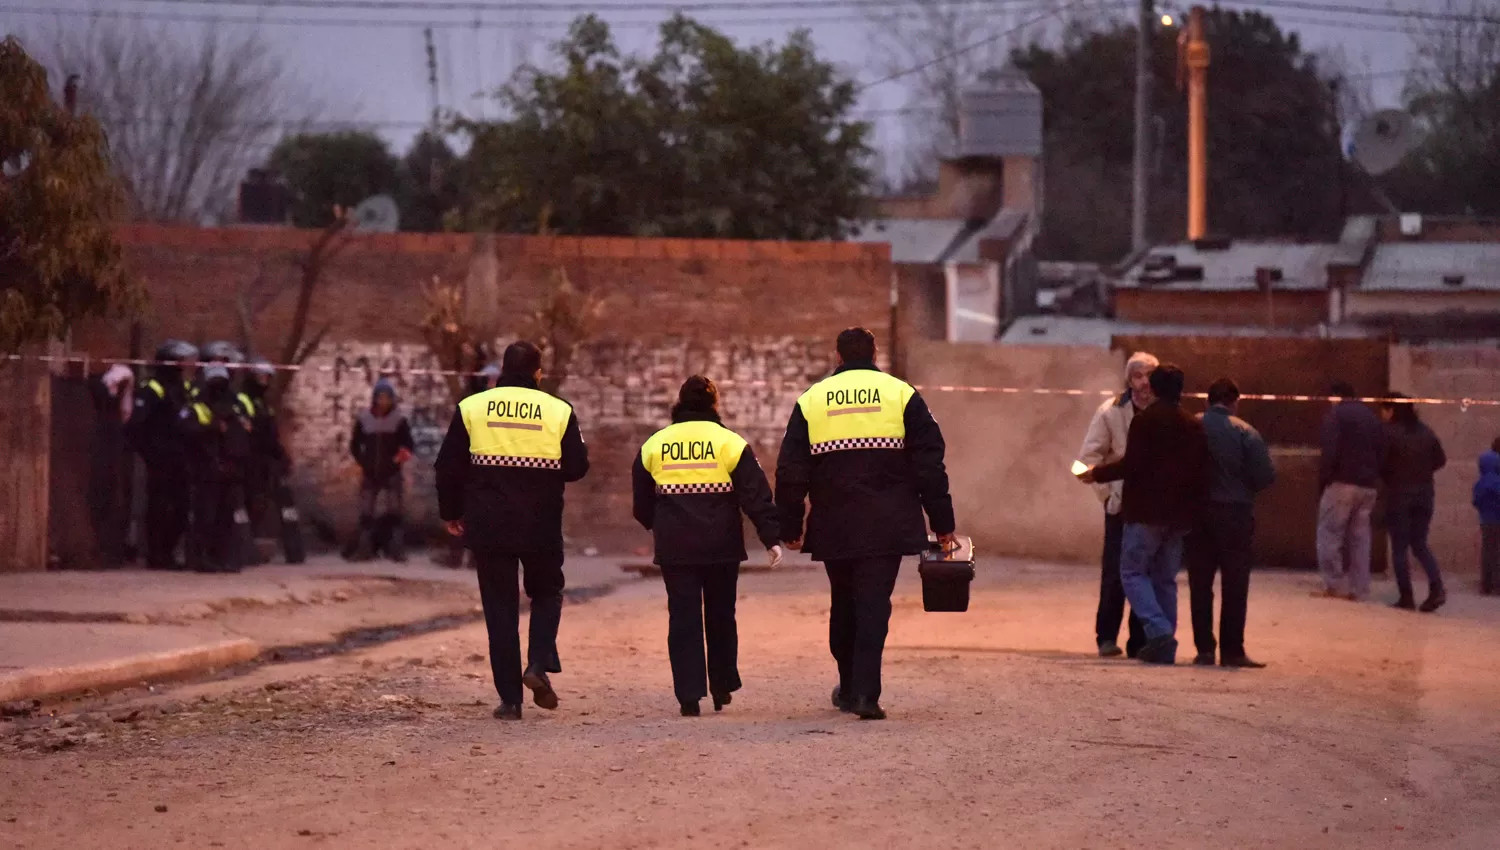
[1188,379,1275,668]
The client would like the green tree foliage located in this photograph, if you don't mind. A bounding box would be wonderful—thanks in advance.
[269,130,401,229]
[0,37,137,353]
[1385,1,1500,215]
[1014,11,1346,261]
[453,14,872,240]
[396,130,461,233]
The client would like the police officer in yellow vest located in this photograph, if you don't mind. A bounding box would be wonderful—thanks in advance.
[434,341,590,720]
[632,376,783,717]
[178,363,255,573]
[126,340,199,570]
[775,327,957,720]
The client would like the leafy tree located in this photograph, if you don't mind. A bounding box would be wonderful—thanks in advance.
[1014,11,1348,261]
[0,36,137,353]
[1385,0,1500,215]
[396,130,461,233]
[269,130,400,229]
[453,14,872,240]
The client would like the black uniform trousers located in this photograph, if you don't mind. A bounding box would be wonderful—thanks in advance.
[187,477,250,573]
[1187,502,1255,659]
[1096,513,1146,655]
[660,563,741,705]
[825,555,902,704]
[473,550,565,707]
[145,464,191,568]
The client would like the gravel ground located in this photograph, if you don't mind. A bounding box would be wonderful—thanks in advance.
[3,562,1498,849]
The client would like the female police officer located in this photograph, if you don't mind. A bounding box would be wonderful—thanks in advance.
[632,376,783,717]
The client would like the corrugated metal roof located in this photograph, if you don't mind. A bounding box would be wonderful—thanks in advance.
[849,210,1030,264]
[1119,241,1340,291]
[999,316,1376,347]
[1362,243,1500,292]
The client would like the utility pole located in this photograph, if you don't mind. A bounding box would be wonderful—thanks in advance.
[1132,0,1155,253]
[424,27,440,132]
[1184,6,1210,241]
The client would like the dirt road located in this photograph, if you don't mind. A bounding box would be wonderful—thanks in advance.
[4,563,1499,849]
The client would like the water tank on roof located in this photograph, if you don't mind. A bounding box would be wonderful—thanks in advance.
[957,66,1043,159]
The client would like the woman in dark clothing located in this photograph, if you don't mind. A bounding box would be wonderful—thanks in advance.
[1380,394,1448,612]
[632,377,784,717]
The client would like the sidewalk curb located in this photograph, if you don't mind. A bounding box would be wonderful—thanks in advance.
[0,638,262,703]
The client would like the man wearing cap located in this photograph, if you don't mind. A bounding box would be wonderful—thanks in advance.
[434,341,590,720]
[1075,351,1157,659]
[775,327,956,721]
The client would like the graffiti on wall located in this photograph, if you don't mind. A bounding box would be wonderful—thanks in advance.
[282,337,838,525]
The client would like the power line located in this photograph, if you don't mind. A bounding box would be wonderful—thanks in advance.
[1227,0,1498,25]
[98,0,1067,13]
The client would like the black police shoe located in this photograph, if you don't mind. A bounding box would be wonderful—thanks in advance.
[522,668,559,710]
[711,691,732,712]
[851,698,886,721]
[493,703,522,721]
[832,686,853,713]
[680,701,701,717]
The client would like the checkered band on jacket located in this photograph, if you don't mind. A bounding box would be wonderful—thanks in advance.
[470,453,562,470]
[810,437,906,455]
[655,482,735,495]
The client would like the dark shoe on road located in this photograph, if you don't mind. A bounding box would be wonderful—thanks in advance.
[680,701,701,717]
[711,691,732,712]
[1220,655,1267,669]
[1193,653,1216,666]
[1392,596,1417,611]
[1138,636,1178,665]
[522,668,559,710]
[1098,641,1124,658]
[1419,591,1447,613]
[832,686,853,713]
[851,698,886,721]
[493,703,522,721]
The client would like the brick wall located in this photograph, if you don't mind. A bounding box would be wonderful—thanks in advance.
[80,225,892,551]
[1115,289,1329,328]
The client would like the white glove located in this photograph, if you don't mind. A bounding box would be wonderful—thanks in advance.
[767,545,785,568]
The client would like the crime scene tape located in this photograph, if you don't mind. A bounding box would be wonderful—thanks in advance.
[5,352,1499,410]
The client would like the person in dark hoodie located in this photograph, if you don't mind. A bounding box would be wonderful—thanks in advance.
[633,376,784,717]
[1083,365,1211,665]
[1380,394,1448,612]
[347,379,415,562]
[1316,381,1385,601]
[1474,438,1500,596]
[434,341,590,721]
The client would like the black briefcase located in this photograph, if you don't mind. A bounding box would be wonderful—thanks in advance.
[917,534,976,613]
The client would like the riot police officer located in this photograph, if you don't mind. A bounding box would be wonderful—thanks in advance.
[775,327,957,720]
[126,340,199,570]
[180,364,254,573]
[242,357,305,564]
[632,376,783,717]
[433,341,590,720]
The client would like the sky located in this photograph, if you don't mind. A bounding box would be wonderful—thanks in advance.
[4,0,1431,171]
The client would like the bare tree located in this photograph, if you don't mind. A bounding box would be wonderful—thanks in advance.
[523,267,605,397]
[237,214,351,406]
[30,21,292,223]
[862,0,1114,188]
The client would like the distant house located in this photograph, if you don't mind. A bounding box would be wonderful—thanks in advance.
[1338,216,1500,341]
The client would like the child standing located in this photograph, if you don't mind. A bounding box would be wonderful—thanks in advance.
[1474,439,1500,596]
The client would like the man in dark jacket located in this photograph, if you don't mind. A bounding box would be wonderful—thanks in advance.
[1188,378,1275,668]
[1086,365,1210,665]
[775,327,956,720]
[1316,381,1385,600]
[434,341,590,720]
[633,375,783,716]
[347,379,415,562]
[126,340,199,570]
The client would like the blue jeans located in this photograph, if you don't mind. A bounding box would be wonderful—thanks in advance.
[1388,489,1444,599]
[1119,524,1187,641]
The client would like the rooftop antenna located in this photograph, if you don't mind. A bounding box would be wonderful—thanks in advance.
[1349,109,1418,214]
[350,195,401,233]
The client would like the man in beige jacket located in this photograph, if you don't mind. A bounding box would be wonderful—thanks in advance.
[1077,352,1158,657]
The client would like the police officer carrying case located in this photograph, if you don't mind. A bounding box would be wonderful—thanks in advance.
[918,534,975,612]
